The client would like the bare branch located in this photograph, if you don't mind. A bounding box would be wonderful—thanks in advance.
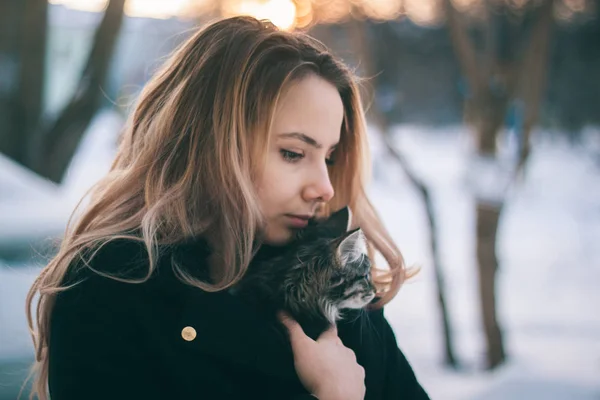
[516,0,554,173]
[444,0,484,97]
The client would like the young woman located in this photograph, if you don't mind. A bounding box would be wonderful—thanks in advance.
[26,16,429,400]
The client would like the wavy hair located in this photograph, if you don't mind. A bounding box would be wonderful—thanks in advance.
[25,16,413,399]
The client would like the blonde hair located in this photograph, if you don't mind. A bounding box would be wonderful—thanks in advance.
[25,16,413,400]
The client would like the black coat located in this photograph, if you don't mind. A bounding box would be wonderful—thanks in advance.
[49,238,430,400]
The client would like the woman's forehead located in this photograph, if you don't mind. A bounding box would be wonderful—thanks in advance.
[271,75,343,147]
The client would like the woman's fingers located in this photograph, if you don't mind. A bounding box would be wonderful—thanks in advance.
[278,311,298,331]
[279,311,366,400]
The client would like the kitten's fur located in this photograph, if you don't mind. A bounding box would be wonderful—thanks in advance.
[234,207,376,338]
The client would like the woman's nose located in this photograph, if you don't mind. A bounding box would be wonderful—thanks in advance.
[303,166,335,203]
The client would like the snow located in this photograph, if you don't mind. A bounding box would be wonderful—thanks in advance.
[374,125,600,399]
[0,110,123,247]
[1,116,599,399]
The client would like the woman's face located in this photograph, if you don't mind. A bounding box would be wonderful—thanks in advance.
[256,74,344,245]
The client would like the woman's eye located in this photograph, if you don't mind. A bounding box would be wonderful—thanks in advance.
[280,149,303,163]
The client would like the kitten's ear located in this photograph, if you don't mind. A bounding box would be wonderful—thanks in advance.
[323,206,351,236]
[336,228,368,265]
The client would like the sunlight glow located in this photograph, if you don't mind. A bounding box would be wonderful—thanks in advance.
[125,0,190,19]
[223,0,297,30]
[294,0,314,28]
[314,0,351,23]
[451,0,482,11]
[48,0,453,27]
[360,0,403,21]
[405,0,443,26]
[450,0,485,19]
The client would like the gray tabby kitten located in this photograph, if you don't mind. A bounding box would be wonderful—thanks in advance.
[235,207,376,338]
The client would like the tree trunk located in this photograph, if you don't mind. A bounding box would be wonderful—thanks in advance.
[517,0,553,174]
[445,0,554,369]
[0,0,47,166]
[472,96,509,368]
[30,0,126,183]
[475,203,505,368]
[445,0,509,368]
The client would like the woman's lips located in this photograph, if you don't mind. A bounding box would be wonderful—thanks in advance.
[285,214,310,228]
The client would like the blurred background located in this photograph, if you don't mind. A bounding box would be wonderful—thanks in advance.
[1,0,599,398]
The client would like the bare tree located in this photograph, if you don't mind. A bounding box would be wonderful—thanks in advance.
[0,0,126,184]
[444,0,554,368]
[0,0,47,167]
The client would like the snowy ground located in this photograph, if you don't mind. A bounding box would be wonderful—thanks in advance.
[1,113,599,399]
[372,125,600,399]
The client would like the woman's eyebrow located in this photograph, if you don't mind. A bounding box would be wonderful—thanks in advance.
[278,132,338,150]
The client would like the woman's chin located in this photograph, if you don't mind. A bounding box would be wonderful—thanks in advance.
[261,226,295,246]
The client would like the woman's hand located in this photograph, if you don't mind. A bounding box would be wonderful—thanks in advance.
[279,312,366,400]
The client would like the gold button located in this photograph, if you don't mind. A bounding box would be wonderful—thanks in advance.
[181,326,197,341]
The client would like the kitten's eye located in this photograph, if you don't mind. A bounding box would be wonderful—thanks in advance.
[280,149,303,163]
